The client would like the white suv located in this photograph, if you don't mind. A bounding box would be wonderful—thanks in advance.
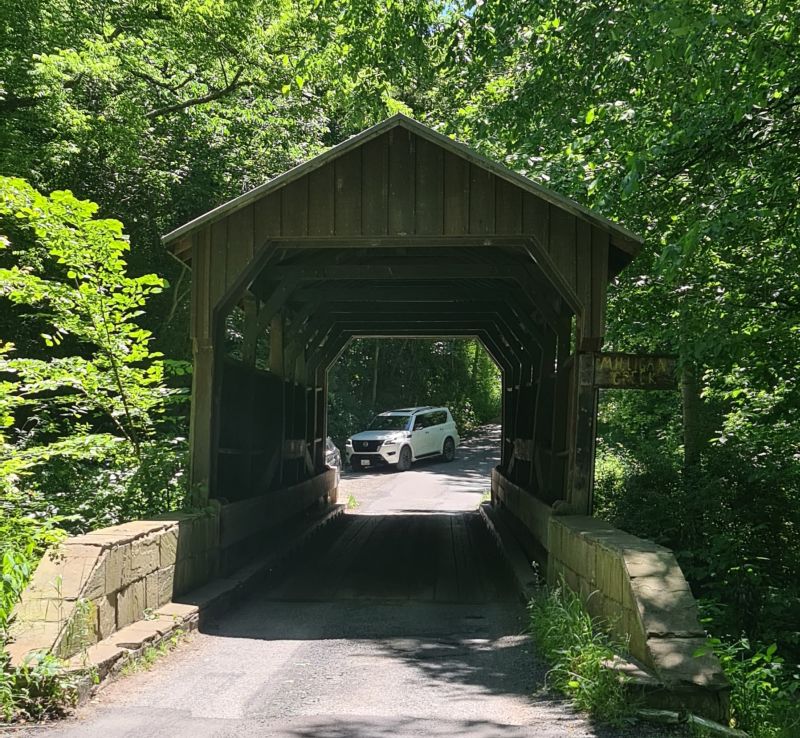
[346,407,460,472]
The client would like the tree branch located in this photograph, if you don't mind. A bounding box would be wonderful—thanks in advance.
[145,68,246,119]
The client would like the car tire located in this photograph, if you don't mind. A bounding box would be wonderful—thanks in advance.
[396,446,412,472]
[443,437,456,462]
[349,460,361,472]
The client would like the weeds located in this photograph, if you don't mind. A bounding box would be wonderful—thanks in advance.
[120,629,188,677]
[0,651,77,723]
[696,638,800,738]
[528,583,634,726]
[346,494,359,510]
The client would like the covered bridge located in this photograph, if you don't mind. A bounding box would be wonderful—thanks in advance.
[163,114,641,527]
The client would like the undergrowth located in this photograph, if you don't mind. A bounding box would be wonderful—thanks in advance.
[0,651,78,723]
[698,638,800,738]
[528,583,634,726]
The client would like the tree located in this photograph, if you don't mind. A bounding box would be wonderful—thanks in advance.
[0,177,184,526]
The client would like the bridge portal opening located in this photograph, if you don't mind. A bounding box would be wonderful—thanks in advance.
[163,115,640,575]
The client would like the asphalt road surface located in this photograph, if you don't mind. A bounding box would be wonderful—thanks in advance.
[16,426,685,738]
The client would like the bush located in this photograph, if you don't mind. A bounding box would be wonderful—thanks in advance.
[0,510,75,723]
[700,638,800,738]
[0,651,78,723]
[529,583,633,725]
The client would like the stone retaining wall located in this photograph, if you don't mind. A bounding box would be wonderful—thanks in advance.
[491,469,729,721]
[549,516,729,720]
[8,469,337,665]
[8,509,218,664]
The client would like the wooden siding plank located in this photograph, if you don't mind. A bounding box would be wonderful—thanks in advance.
[548,207,577,294]
[591,226,610,340]
[523,193,550,253]
[443,151,469,234]
[307,163,334,237]
[209,219,227,314]
[415,136,444,235]
[225,204,254,295]
[280,176,309,237]
[253,192,282,251]
[191,230,210,340]
[388,127,415,235]
[469,164,495,234]
[361,134,389,236]
[575,219,593,342]
[496,178,523,234]
[334,148,362,236]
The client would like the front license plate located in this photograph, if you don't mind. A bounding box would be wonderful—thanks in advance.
[360,459,371,467]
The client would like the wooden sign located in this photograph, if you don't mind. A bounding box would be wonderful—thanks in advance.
[593,352,677,390]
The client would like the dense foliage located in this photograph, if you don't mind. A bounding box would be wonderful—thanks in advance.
[328,338,501,445]
[1,0,798,728]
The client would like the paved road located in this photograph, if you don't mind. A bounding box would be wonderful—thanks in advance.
[19,426,683,738]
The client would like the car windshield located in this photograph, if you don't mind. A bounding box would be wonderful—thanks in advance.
[368,415,410,431]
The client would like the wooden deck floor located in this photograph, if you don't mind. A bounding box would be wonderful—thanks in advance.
[262,512,518,604]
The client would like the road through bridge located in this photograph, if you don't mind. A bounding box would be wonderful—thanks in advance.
[26,429,684,738]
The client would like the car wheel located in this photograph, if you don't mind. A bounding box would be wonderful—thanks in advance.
[443,437,456,462]
[349,460,361,472]
[396,446,412,472]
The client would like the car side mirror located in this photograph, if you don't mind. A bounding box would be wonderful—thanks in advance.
[414,423,423,431]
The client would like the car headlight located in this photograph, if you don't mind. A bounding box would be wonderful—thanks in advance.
[345,439,353,446]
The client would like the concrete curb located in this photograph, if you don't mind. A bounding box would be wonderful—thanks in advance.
[65,504,345,703]
[478,502,542,603]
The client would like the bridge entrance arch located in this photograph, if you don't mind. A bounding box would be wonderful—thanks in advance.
[163,114,641,540]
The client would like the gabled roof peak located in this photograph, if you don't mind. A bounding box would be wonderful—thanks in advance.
[162,114,641,255]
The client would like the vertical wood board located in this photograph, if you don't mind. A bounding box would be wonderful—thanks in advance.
[496,178,523,234]
[388,127,415,235]
[281,176,309,237]
[225,204,254,296]
[361,134,389,236]
[334,148,362,236]
[443,152,470,235]
[307,163,335,237]
[523,194,550,252]
[209,219,228,316]
[548,207,577,294]
[254,192,282,250]
[590,227,610,340]
[469,164,496,234]
[414,136,444,235]
[575,218,593,342]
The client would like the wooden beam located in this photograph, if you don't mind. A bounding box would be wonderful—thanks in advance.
[270,314,285,378]
[264,263,521,281]
[254,276,301,333]
[568,352,597,515]
[265,235,534,249]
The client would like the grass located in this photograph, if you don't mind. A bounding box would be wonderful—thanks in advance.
[528,582,635,726]
[346,494,359,510]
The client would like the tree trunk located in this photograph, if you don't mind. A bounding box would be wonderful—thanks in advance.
[681,361,707,471]
[470,340,480,383]
[371,340,380,408]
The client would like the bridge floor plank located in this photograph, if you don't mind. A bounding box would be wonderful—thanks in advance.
[259,511,517,604]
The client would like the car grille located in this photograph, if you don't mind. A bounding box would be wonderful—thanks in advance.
[354,440,383,452]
